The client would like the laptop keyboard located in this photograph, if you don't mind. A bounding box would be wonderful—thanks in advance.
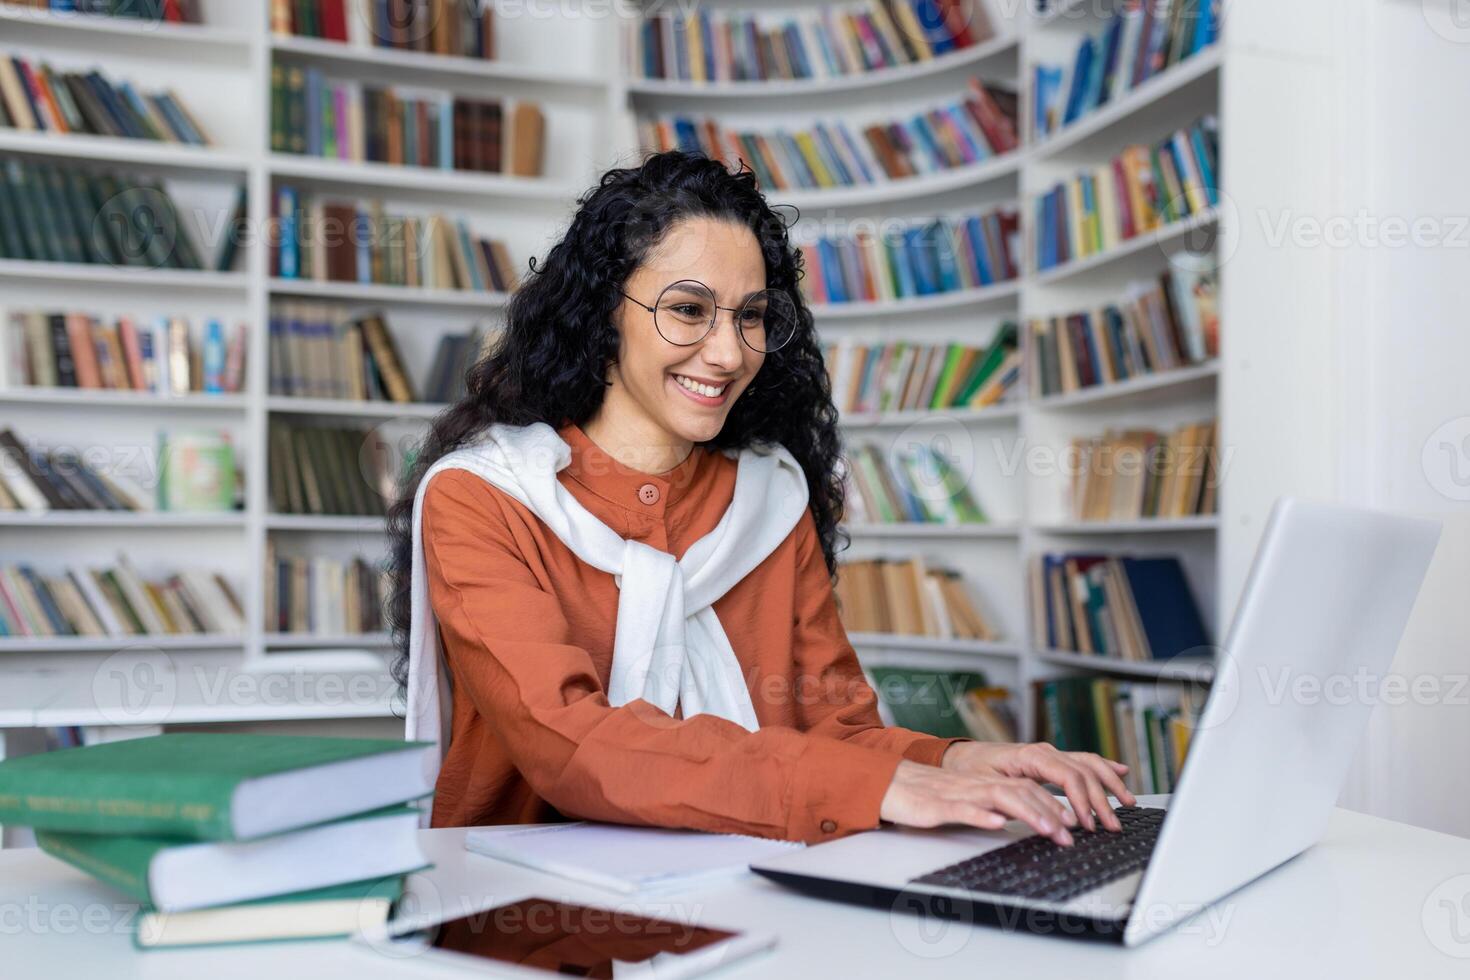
[910,805,1166,904]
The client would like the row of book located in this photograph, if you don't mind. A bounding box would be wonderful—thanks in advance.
[836,556,997,640]
[263,546,388,636]
[1068,420,1219,523]
[269,65,545,176]
[639,79,1018,194]
[5,311,248,395]
[1034,676,1203,795]
[1030,552,1209,661]
[825,324,1019,417]
[842,441,987,526]
[0,427,239,513]
[1034,115,1219,271]
[0,733,430,948]
[868,666,1018,743]
[270,186,519,292]
[797,207,1021,306]
[1033,0,1220,140]
[0,54,208,144]
[0,556,245,639]
[0,159,243,272]
[268,421,394,517]
[1028,256,1217,398]
[632,0,992,82]
[272,0,497,60]
[268,304,488,404]
[5,0,204,22]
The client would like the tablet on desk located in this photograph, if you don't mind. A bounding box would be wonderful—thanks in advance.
[355,896,776,978]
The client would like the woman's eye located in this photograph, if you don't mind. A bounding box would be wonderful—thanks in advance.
[672,305,705,317]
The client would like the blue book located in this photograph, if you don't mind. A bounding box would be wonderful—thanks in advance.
[816,238,846,302]
[905,226,939,295]
[965,215,994,285]
[904,116,945,172]
[835,124,875,184]
[1097,17,1125,106]
[355,209,372,285]
[1040,191,1056,269]
[670,17,690,81]
[671,117,700,153]
[304,69,322,157]
[943,105,987,161]
[1191,124,1219,205]
[456,221,485,290]
[1080,175,1097,250]
[1064,38,1095,124]
[889,230,917,298]
[1119,557,1211,659]
[439,96,453,170]
[203,319,225,393]
[776,130,817,186]
[930,220,961,292]
[811,124,852,186]
[19,567,69,633]
[277,186,299,279]
[1034,64,1062,136]
[699,11,716,81]
[1082,35,1109,116]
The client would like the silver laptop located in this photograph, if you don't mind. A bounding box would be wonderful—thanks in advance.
[751,497,1441,946]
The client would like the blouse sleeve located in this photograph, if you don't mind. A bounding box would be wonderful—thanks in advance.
[787,507,971,767]
[420,469,905,844]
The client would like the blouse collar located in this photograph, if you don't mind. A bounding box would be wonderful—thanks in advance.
[556,420,708,513]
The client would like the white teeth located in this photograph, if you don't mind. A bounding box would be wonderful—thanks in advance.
[674,374,726,398]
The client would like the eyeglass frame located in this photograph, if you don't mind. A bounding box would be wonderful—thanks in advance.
[618,278,796,354]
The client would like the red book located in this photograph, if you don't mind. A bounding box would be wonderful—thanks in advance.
[1112,158,1136,240]
[321,0,348,42]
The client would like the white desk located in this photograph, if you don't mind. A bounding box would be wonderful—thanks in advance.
[4,808,1469,979]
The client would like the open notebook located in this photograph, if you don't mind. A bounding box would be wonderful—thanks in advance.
[464,823,804,895]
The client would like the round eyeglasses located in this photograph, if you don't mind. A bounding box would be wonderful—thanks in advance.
[620,279,798,354]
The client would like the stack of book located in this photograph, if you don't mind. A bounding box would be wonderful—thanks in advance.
[1028,255,1217,398]
[842,441,988,527]
[0,158,233,271]
[865,666,1013,741]
[632,0,992,82]
[268,421,394,518]
[797,206,1020,305]
[0,555,244,639]
[269,65,545,176]
[1033,0,1220,140]
[836,556,997,640]
[1029,552,1209,661]
[826,323,1019,416]
[0,733,434,949]
[0,427,239,513]
[271,0,496,59]
[1033,676,1204,794]
[270,186,518,292]
[640,77,1017,193]
[1067,420,1219,522]
[5,1,205,24]
[5,311,248,395]
[1033,115,1219,271]
[264,542,388,636]
[0,54,209,144]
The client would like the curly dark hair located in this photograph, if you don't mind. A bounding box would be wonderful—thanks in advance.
[385,149,850,694]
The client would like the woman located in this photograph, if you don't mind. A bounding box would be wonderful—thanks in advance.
[386,150,1134,846]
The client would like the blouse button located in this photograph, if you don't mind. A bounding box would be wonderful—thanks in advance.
[637,483,661,505]
[820,819,837,834]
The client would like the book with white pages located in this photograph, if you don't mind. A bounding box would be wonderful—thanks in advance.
[464,822,804,895]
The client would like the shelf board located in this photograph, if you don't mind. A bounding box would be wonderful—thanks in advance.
[0,4,252,51]
[0,388,248,411]
[265,514,388,533]
[267,396,449,419]
[268,153,580,201]
[842,522,1021,538]
[626,34,1019,99]
[0,130,250,174]
[268,277,509,309]
[770,152,1020,210]
[1037,649,1216,681]
[0,634,245,654]
[849,633,1022,659]
[0,260,249,292]
[1032,515,1220,534]
[1029,362,1219,411]
[1030,48,1221,162]
[262,632,394,649]
[809,280,1020,320]
[269,35,606,91]
[841,404,1020,428]
[1030,207,1220,286]
[0,511,245,528]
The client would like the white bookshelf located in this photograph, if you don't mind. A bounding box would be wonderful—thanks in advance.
[0,0,1228,752]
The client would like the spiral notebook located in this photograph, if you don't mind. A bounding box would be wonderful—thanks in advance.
[464,823,805,895]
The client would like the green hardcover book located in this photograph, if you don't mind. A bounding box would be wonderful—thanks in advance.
[866,667,988,740]
[36,806,426,913]
[954,322,1019,405]
[134,874,405,950]
[17,162,68,263]
[0,169,25,259]
[3,161,45,260]
[0,732,434,839]
[286,67,307,154]
[270,64,288,153]
[926,343,966,409]
[43,168,89,264]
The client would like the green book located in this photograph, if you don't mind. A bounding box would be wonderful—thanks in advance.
[36,805,426,913]
[867,667,989,740]
[954,322,1019,406]
[135,874,405,950]
[0,732,434,840]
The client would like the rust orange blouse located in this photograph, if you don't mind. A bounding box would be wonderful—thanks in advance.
[420,420,964,843]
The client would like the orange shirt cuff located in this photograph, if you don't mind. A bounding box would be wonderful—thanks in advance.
[903,735,971,768]
[787,737,906,844]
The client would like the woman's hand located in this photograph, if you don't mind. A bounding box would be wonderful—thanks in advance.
[879,759,1078,846]
[940,741,1136,832]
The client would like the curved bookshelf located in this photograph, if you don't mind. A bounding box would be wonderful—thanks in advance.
[1029,362,1219,411]
[264,514,389,533]
[269,35,606,91]
[625,34,1020,100]
[267,154,579,202]
[808,280,1020,320]
[769,152,1021,210]
[1031,207,1220,286]
[268,277,509,310]
[840,404,1021,428]
[1037,649,1215,681]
